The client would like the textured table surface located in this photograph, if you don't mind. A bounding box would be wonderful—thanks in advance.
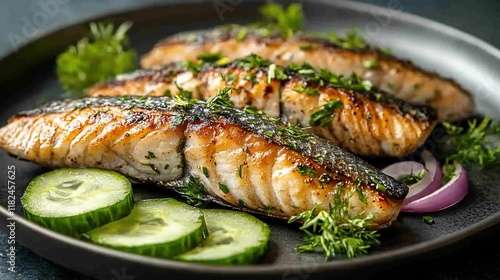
[0,0,499,279]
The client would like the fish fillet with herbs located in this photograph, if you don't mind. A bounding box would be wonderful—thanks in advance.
[141,26,475,122]
[0,95,408,228]
[89,55,437,157]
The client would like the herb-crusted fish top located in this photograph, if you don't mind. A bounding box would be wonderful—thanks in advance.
[90,54,437,157]
[141,26,475,122]
[14,95,408,200]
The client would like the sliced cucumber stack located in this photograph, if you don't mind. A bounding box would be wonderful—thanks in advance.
[83,198,208,258]
[21,168,133,237]
[177,209,270,264]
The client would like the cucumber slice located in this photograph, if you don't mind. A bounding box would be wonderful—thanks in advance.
[176,209,270,264]
[82,198,208,258]
[21,168,133,237]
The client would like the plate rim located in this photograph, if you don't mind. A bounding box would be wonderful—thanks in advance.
[1,0,500,276]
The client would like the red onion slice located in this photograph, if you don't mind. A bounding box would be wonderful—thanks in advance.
[401,163,468,213]
[407,150,443,203]
[381,150,442,204]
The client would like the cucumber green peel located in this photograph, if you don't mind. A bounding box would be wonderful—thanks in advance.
[82,198,208,258]
[177,209,270,264]
[21,168,133,237]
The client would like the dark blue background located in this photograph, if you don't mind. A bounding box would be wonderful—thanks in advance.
[0,0,499,279]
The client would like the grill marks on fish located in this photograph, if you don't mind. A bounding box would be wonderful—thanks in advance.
[89,62,436,157]
[1,107,186,182]
[91,65,282,118]
[0,97,408,228]
[140,27,475,121]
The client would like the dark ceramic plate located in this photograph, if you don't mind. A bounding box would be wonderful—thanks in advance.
[0,0,499,279]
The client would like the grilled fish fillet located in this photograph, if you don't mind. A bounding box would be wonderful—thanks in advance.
[141,26,475,122]
[90,55,437,157]
[0,96,408,228]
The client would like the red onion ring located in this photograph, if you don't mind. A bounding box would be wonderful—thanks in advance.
[381,150,442,204]
[401,163,468,213]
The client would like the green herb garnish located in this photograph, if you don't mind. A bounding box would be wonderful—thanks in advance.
[236,28,248,41]
[310,100,343,127]
[300,44,318,50]
[422,216,434,225]
[182,176,205,206]
[145,151,156,159]
[224,73,238,84]
[197,52,223,63]
[236,164,243,178]
[141,163,160,174]
[442,116,500,168]
[174,82,193,99]
[257,2,304,38]
[362,59,380,70]
[297,165,318,178]
[328,28,368,49]
[267,63,287,83]
[293,85,320,96]
[202,167,210,178]
[56,22,137,94]
[206,86,234,108]
[244,72,258,85]
[263,205,277,211]
[289,189,380,260]
[276,124,310,140]
[218,183,229,194]
[399,169,426,185]
[354,180,367,204]
[380,47,392,55]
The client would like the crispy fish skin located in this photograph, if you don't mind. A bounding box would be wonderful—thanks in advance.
[0,96,408,228]
[140,27,475,122]
[89,60,437,157]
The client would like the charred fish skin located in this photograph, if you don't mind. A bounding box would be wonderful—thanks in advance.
[0,96,408,228]
[140,26,475,122]
[90,55,437,157]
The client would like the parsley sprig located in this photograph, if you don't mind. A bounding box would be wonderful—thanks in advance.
[56,22,137,94]
[310,100,343,127]
[257,2,304,38]
[289,189,380,260]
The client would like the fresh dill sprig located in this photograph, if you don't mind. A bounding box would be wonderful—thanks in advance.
[442,116,500,168]
[182,176,205,206]
[56,22,137,94]
[206,86,234,108]
[289,189,380,260]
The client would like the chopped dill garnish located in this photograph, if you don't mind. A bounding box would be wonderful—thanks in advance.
[182,176,205,206]
[289,187,380,260]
